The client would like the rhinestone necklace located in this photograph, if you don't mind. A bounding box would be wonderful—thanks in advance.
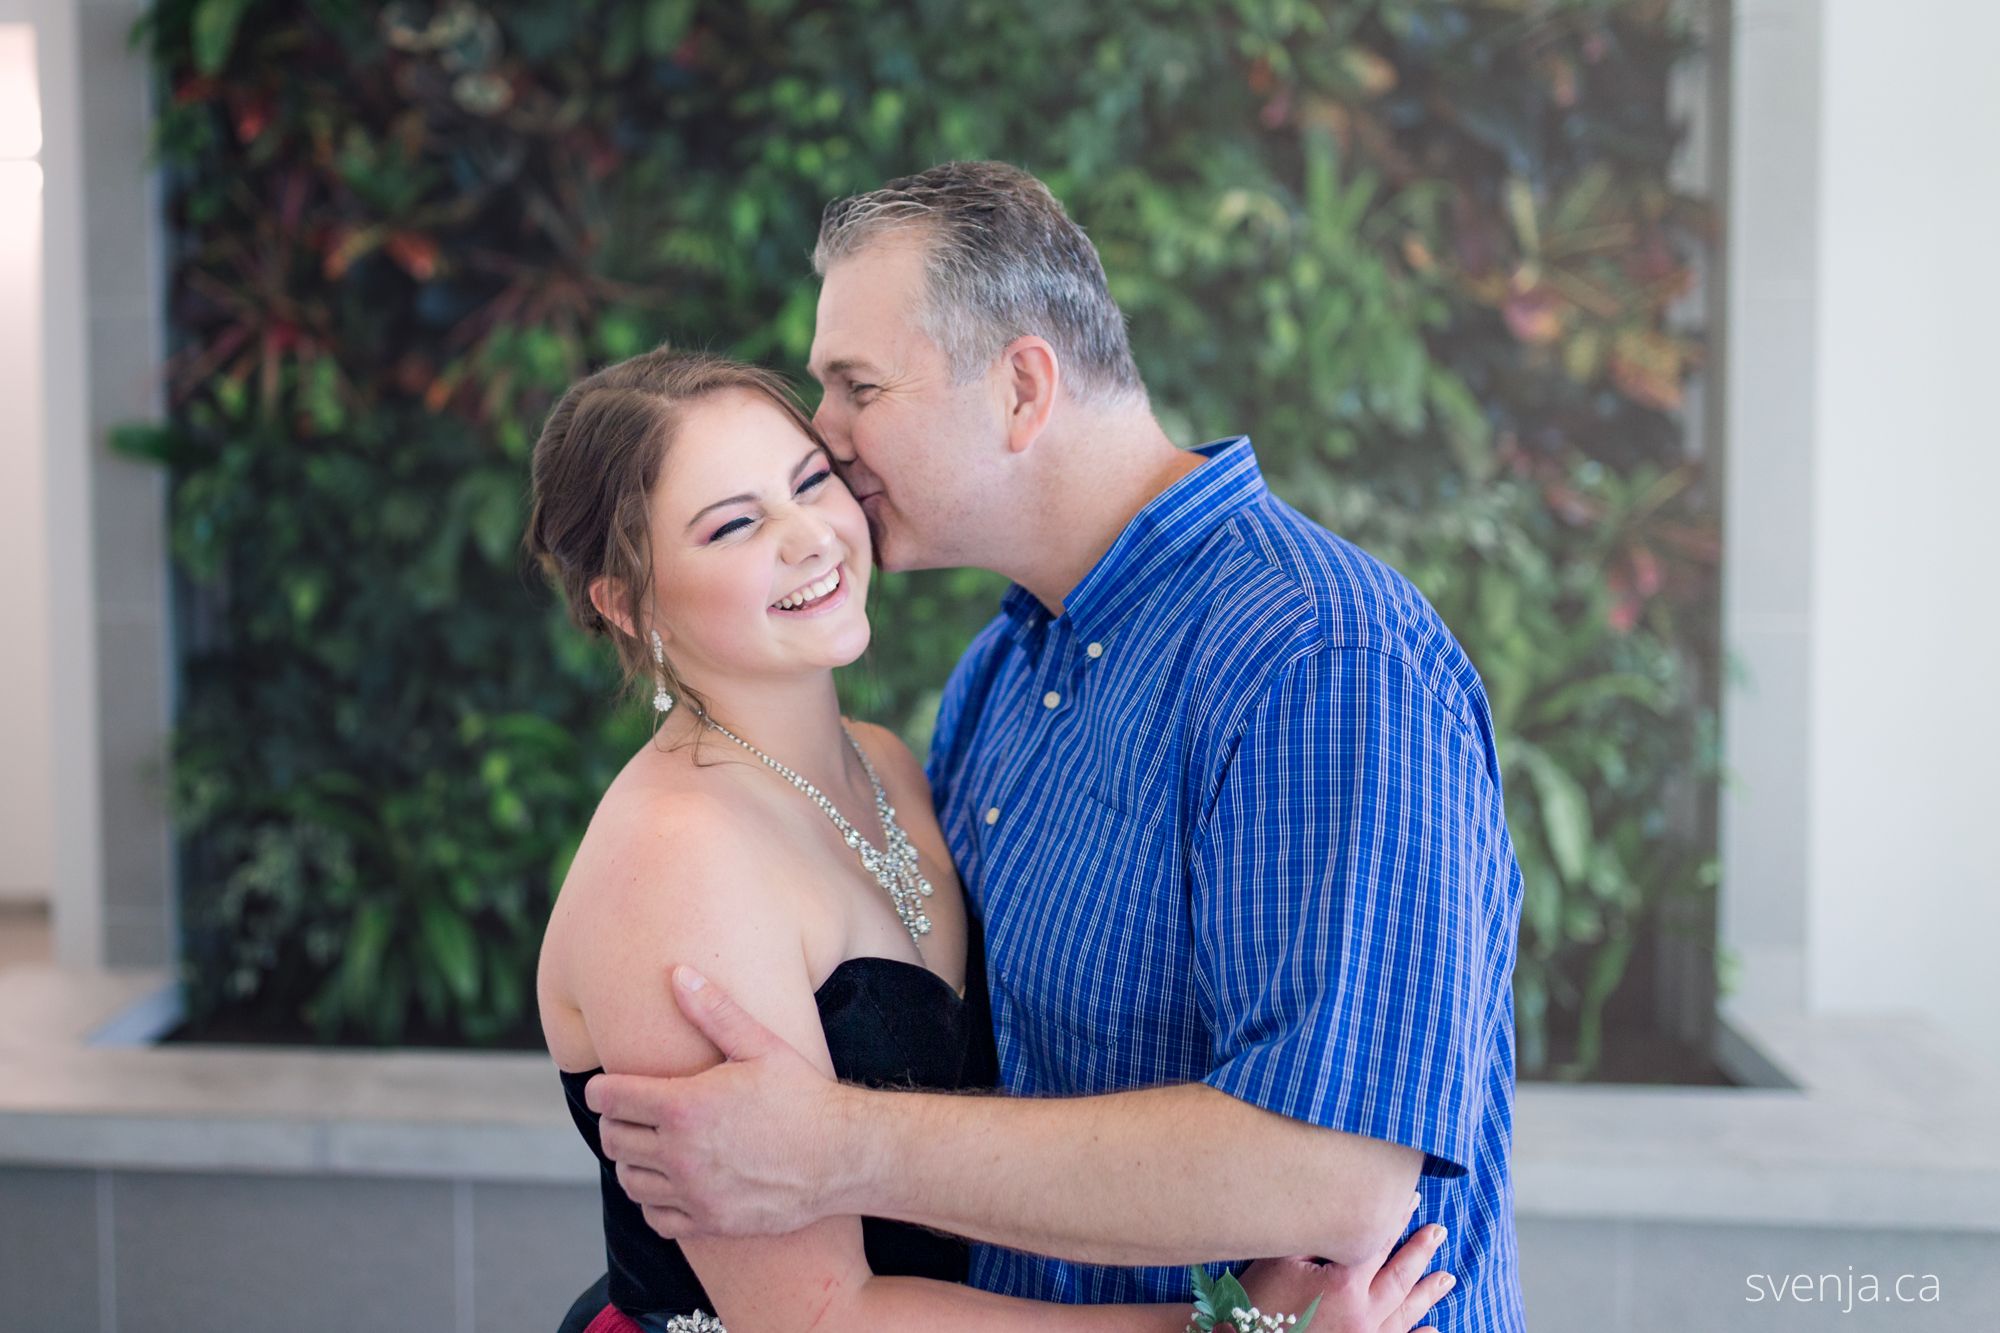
[703,717,934,943]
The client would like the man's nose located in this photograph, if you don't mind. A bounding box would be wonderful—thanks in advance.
[812,403,854,464]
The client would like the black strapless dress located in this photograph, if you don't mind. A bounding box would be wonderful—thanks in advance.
[558,951,999,1327]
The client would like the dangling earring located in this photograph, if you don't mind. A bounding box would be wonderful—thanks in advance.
[650,630,675,715]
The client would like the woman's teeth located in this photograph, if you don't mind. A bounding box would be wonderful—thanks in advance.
[772,567,841,611]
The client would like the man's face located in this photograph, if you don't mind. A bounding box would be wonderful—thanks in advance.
[808,238,1004,573]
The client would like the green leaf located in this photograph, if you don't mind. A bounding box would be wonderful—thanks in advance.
[642,0,694,58]
[1426,369,1492,481]
[339,903,392,1009]
[1575,928,1636,1071]
[1210,1272,1253,1322]
[301,357,344,434]
[1188,1266,1219,1324]
[1296,1293,1323,1331]
[1522,748,1593,885]
[488,712,582,756]
[109,422,202,468]
[595,309,649,363]
[1526,673,1671,728]
[465,472,524,568]
[1504,175,1541,256]
[192,0,255,75]
[421,901,480,1004]
[1553,164,1616,234]
[600,8,638,77]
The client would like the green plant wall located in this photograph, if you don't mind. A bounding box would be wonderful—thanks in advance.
[124,0,1719,1073]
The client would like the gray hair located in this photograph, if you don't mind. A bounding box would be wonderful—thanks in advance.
[812,161,1145,407]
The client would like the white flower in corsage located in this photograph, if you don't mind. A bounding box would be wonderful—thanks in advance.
[1185,1266,1321,1333]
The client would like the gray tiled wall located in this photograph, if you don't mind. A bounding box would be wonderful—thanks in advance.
[1519,1216,2000,1331]
[0,1168,602,1333]
[5,1166,1995,1332]
[0,1167,102,1331]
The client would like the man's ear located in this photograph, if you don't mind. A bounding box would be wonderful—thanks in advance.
[1000,336,1060,455]
[587,575,641,642]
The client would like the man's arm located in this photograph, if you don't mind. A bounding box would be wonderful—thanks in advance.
[823,1052,1424,1266]
[592,973,1422,1267]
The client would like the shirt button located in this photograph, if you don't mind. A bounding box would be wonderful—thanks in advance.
[984,806,1000,826]
[1086,641,1104,658]
[1042,691,1061,709]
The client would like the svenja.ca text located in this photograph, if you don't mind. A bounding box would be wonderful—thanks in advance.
[1745,1270,1942,1313]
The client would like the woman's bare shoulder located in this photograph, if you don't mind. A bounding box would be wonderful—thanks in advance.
[544,764,789,973]
[845,719,932,796]
[564,774,777,914]
[539,763,810,1074]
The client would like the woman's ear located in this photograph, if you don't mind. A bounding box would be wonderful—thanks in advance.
[587,575,639,641]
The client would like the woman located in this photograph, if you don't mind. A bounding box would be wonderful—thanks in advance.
[527,348,1452,1333]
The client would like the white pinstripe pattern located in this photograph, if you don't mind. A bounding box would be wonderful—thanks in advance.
[927,438,1526,1328]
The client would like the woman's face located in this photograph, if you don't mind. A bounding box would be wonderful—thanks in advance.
[646,388,873,688]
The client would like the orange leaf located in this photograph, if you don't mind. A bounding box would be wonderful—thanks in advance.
[1609,329,1684,412]
[1504,282,1567,346]
[387,232,441,283]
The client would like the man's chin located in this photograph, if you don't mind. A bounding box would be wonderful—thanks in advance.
[867,516,947,575]
[866,520,910,574]
[871,538,934,576]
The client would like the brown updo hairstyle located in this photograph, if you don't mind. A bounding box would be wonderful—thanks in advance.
[524,347,827,719]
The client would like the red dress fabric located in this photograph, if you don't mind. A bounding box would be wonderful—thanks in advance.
[581,1305,643,1333]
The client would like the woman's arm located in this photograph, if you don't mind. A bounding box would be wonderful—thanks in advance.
[557,788,1186,1333]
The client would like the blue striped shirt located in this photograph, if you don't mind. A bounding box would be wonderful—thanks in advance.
[926,437,1526,1331]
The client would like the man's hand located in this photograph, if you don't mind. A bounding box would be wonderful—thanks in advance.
[1239,1194,1454,1333]
[585,966,851,1239]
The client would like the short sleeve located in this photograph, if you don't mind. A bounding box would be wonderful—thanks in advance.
[1192,647,1504,1179]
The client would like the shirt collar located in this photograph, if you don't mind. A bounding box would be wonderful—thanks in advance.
[1000,435,1267,648]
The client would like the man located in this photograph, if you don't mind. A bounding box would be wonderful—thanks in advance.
[587,161,1527,1331]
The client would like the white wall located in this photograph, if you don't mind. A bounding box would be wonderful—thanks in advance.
[1805,0,2000,1063]
[5,0,172,965]
[1723,0,2000,1070]
[0,23,54,906]
[1720,0,1821,1022]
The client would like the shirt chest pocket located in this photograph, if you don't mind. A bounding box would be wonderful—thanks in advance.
[986,788,1196,1069]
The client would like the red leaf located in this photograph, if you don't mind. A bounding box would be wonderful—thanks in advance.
[387,232,441,283]
[1504,281,1567,346]
[233,93,273,144]
[1630,546,1662,598]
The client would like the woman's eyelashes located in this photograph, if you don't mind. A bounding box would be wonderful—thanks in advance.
[704,470,835,543]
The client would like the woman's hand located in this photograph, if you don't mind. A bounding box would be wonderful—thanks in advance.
[1237,1195,1454,1333]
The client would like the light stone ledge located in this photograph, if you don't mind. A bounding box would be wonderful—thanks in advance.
[0,964,593,1184]
[3,965,1996,1233]
[1513,1006,2000,1233]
